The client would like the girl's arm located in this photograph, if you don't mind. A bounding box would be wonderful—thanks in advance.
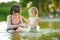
[7,15,20,28]
[19,15,23,23]
[22,16,29,22]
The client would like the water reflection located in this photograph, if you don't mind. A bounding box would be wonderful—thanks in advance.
[10,33,20,40]
[9,33,40,40]
[8,32,60,40]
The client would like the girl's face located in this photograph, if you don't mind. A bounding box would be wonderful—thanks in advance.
[13,12,20,16]
[12,10,20,16]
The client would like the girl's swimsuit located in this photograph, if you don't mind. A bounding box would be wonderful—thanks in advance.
[7,16,21,31]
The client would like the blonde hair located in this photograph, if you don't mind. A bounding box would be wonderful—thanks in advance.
[28,7,38,16]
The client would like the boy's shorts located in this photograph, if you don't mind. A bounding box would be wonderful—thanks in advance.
[30,28,37,31]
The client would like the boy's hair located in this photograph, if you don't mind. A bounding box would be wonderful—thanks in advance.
[10,5,20,15]
[28,7,38,16]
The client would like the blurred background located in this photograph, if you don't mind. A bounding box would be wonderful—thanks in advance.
[0,0,60,21]
[0,0,20,21]
[0,0,60,40]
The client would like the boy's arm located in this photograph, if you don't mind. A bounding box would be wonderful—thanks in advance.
[37,17,42,23]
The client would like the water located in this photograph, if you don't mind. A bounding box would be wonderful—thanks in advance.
[0,19,60,40]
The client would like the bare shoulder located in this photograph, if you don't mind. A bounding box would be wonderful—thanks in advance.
[7,15,11,22]
[7,15,11,19]
[19,15,23,18]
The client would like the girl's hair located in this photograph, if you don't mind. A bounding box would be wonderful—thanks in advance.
[10,5,20,15]
[28,7,38,16]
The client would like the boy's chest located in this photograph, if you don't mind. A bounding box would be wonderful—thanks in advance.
[29,18,37,23]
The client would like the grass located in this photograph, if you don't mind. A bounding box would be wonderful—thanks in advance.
[0,7,9,21]
[21,8,29,18]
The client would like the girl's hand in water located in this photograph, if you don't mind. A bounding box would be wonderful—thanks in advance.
[22,16,29,22]
[19,24,28,28]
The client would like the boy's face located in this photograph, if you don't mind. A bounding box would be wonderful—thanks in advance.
[29,13,32,17]
[29,12,36,17]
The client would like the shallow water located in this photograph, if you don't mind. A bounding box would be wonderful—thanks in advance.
[0,20,60,40]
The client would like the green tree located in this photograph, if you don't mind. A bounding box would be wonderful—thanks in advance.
[51,0,60,17]
[20,0,52,17]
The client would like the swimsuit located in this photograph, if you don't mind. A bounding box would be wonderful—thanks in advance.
[7,16,21,31]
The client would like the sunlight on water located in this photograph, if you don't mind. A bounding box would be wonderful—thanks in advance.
[42,18,60,22]
[0,21,7,32]
[0,22,10,40]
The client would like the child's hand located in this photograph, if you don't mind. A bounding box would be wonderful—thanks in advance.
[18,24,23,27]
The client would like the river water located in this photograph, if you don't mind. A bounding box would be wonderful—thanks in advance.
[0,19,60,40]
